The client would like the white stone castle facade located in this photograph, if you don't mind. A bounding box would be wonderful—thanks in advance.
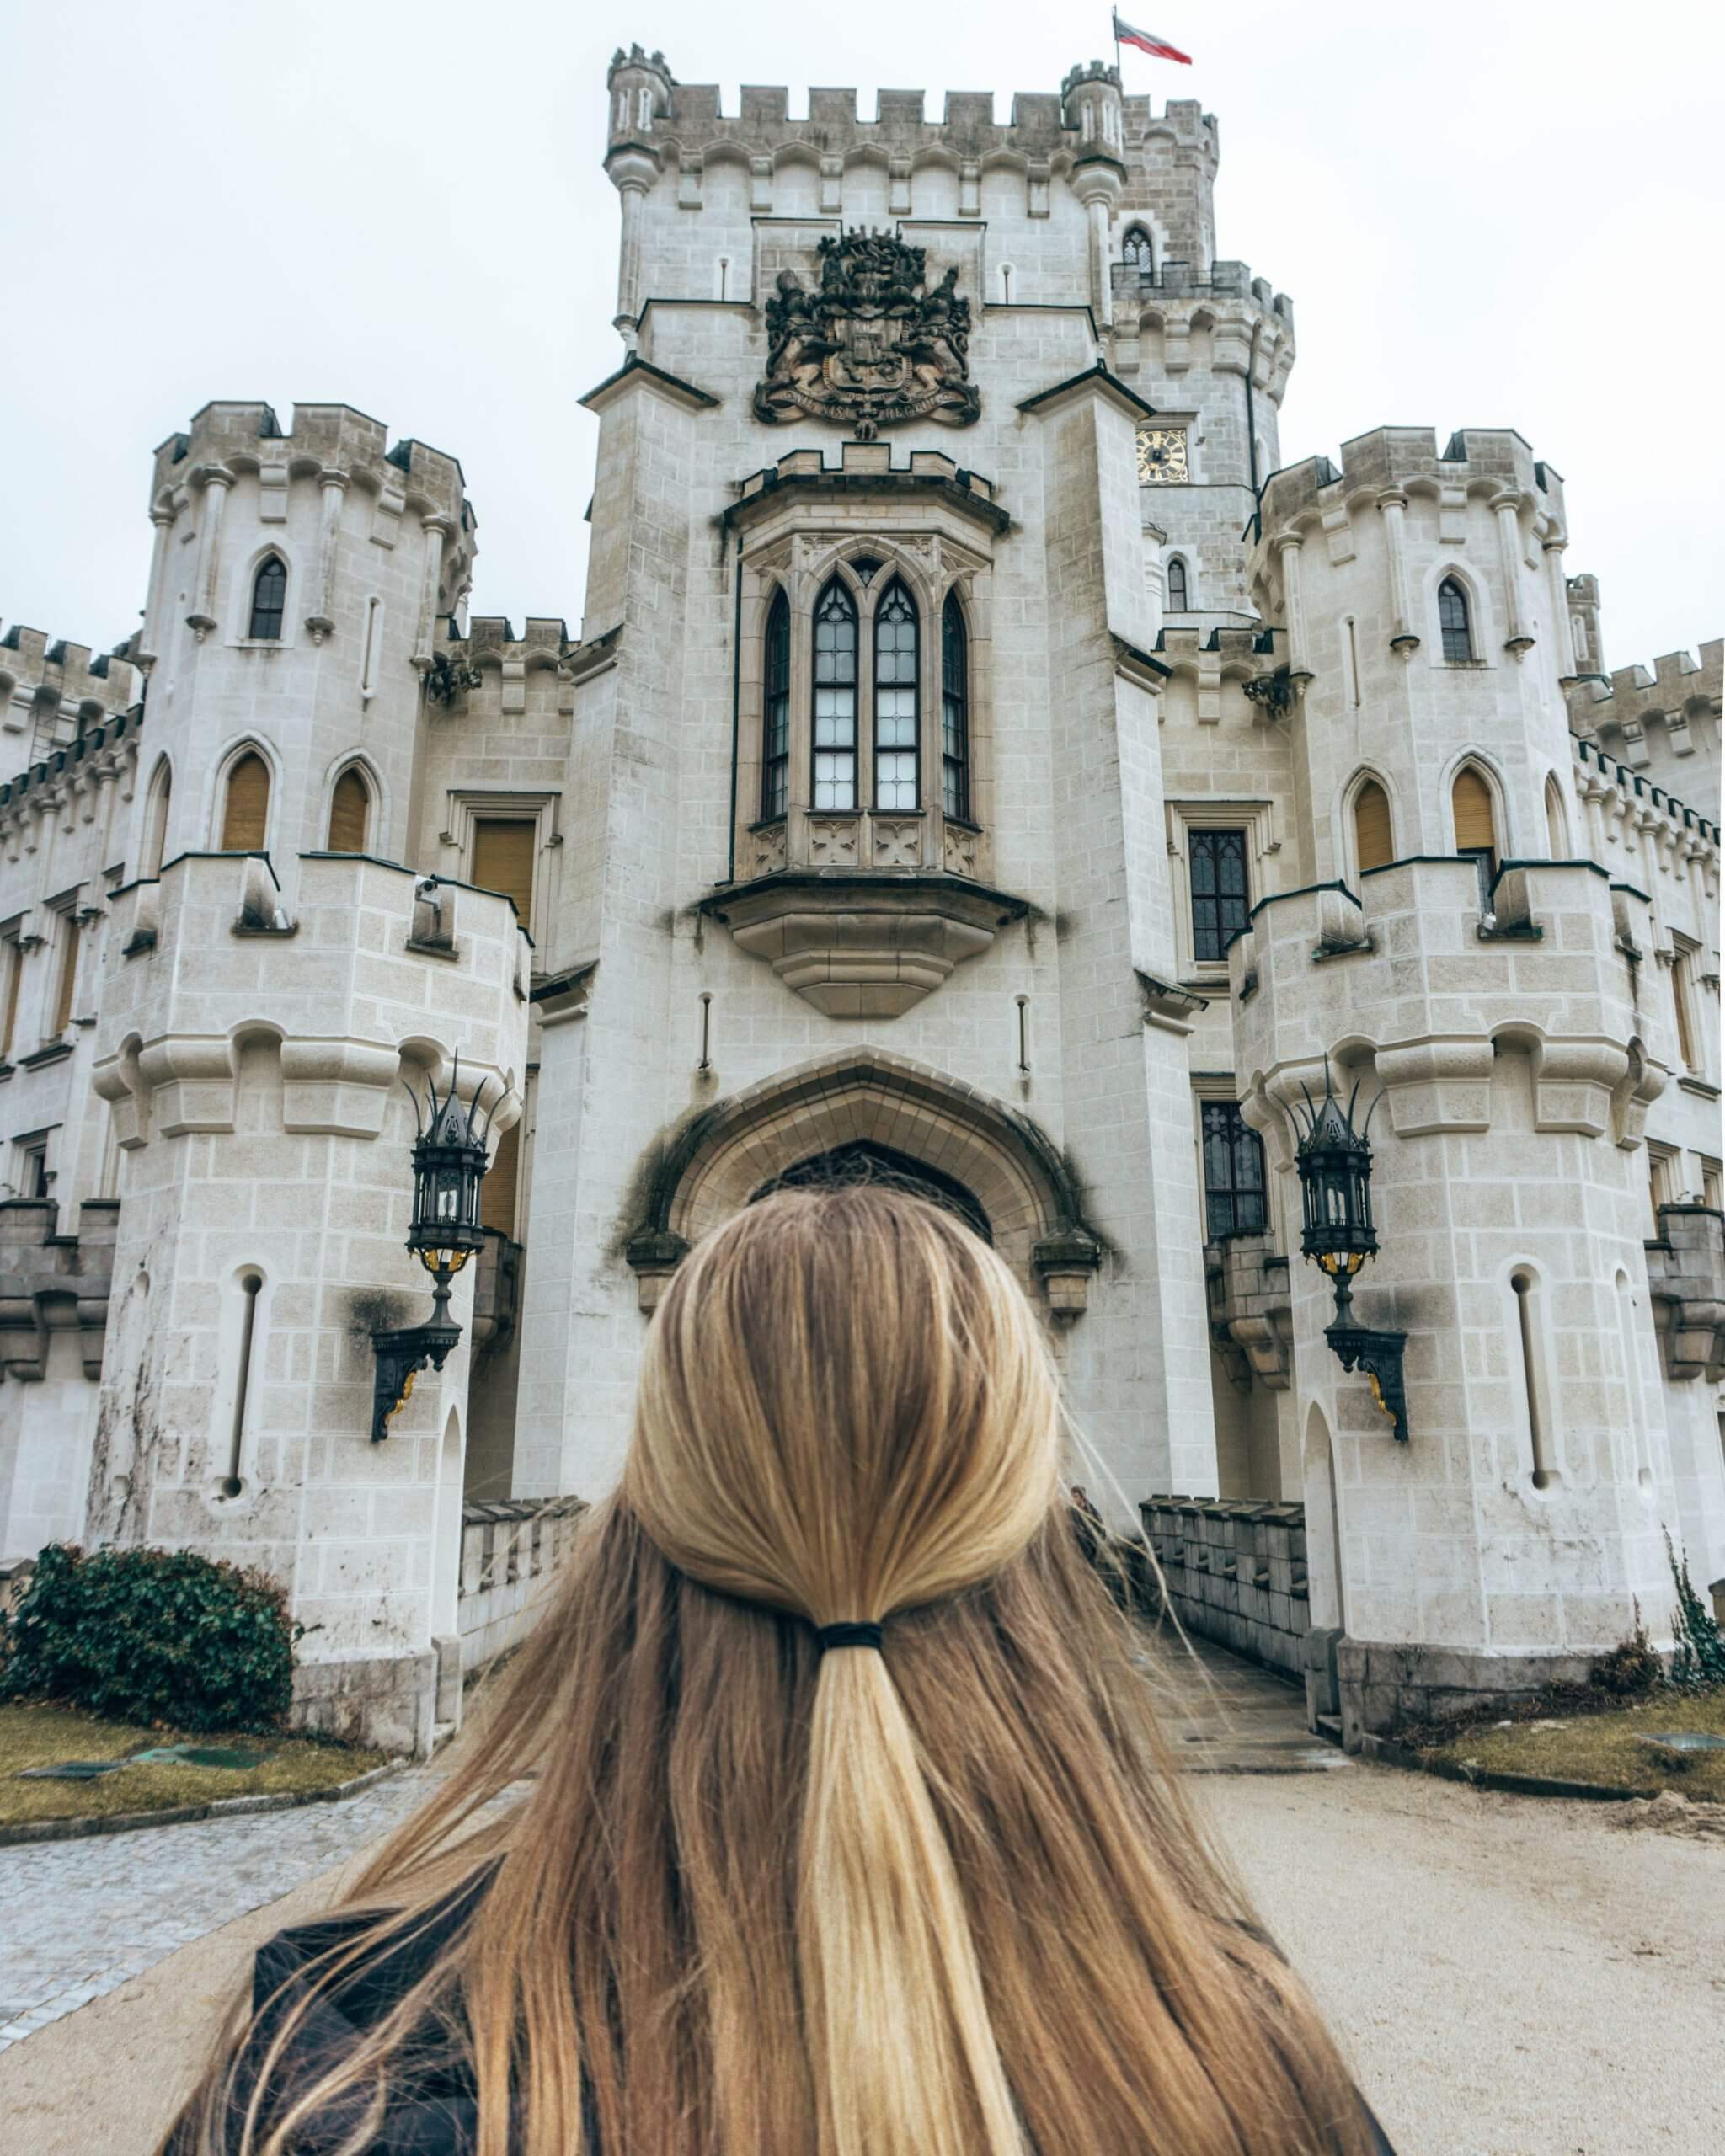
[0,45,1719,1750]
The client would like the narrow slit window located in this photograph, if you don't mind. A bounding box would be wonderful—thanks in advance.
[1354,779,1393,873]
[1438,576,1472,662]
[941,591,970,822]
[1167,556,1189,611]
[1672,947,1698,1072]
[873,583,919,810]
[221,751,270,852]
[1511,1269,1557,1490]
[1201,1101,1267,1240]
[1188,827,1249,962]
[328,767,371,853]
[812,580,857,812]
[761,590,790,820]
[222,1271,264,1497]
[248,556,286,640]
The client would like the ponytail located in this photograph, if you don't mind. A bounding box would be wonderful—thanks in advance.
[799,1646,1026,2156]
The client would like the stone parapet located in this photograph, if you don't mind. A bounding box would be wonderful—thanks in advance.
[0,625,140,756]
[1567,637,1722,776]
[456,1495,587,1678]
[1140,1496,1309,1680]
[1231,858,1666,1148]
[1253,425,1566,547]
[149,401,471,536]
[93,850,530,1145]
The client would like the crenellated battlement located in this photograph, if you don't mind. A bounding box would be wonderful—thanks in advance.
[0,623,141,751]
[1257,426,1566,542]
[603,46,1216,178]
[150,401,473,533]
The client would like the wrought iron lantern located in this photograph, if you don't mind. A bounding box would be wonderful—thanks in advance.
[1288,1065,1409,1441]
[370,1058,501,1442]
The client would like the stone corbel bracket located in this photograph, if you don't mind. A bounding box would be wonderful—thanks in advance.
[1204,1230,1293,1388]
[1137,969,1207,1036]
[1646,1204,1725,1382]
[1030,1227,1103,1320]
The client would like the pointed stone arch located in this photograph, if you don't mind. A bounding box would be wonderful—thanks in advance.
[624,1048,1101,1315]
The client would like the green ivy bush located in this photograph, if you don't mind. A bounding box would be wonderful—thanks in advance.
[0,1544,300,1732]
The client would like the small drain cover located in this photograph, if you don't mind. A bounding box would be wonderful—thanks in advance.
[18,1759,131,1780]
[131,1743,265,1770]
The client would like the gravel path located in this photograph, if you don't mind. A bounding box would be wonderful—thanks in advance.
[1205,1766,1725,2156]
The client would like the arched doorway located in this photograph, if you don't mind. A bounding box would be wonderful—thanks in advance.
[627,1048,1098,1312]
[752,1139,991,1243]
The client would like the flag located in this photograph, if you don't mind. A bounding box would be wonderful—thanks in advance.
[1113,13,1192,63]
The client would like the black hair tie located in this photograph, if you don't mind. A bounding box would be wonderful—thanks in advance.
[815,1621,884,1654]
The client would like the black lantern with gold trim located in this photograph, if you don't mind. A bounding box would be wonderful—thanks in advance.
[1289,1066,1409,1441]
[371,1059,501,1442]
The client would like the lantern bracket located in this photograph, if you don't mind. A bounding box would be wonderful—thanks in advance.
[370,1277,462,1443]
[1323,1316,1409,1442]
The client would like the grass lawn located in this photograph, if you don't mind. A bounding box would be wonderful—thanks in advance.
[1418,1688,1725,1801]
[0,1700,390,1829]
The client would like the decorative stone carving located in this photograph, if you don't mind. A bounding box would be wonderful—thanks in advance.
[808,815,859,867]
[756,230,980,439]
[943,822,979,878]
[871,816,922,867]
[702,873,1027,1017]
[750,820,788,875]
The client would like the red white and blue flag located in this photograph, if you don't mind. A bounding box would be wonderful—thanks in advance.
[1113,13,1192,63]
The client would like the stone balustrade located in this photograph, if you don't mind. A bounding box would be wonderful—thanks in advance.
[1140,1495,1310,1681]
[456,1496,587,1676]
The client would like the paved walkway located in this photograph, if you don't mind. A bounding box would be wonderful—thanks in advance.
[0,1761,450,2051]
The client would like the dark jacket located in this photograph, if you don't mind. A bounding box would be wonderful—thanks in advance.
[176,1886,1395,2155]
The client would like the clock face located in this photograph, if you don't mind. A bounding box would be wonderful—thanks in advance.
[1136,425,1189,485]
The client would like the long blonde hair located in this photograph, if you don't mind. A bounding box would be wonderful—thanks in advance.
[174,1187,1372,2156]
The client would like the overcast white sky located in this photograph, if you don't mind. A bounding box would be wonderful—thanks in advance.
[4,0,1720,673]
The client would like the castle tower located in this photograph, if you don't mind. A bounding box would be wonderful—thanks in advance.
[79,407,528,1753]
[1228,426,1722,1734]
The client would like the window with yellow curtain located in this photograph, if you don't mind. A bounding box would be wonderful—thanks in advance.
[0,937,22,1060]
[1353,779,1393,874]
[328,766,371,853]
[482,1118,521,1238]
[470,818,536,926]
[52,913,81,1036]
[1671,946,1699,1072]
[1452,766,1497,908]
[221,751,271,851]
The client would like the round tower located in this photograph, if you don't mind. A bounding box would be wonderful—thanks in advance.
[135,402,474,911]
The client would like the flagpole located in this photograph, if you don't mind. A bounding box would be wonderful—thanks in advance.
[1112,11,1122,83]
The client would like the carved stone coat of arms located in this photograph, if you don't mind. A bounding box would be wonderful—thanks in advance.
[755,229,981,438]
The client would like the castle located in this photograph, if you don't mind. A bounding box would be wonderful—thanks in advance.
[0,45,1719,1752]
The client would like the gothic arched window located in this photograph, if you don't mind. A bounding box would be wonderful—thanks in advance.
[328,766,371,853]
[220,750,271,852]
[1122,225,1154,278]
[1438,576,1472,662]
[812,579,858,811]
[942,591,970,822]
[873,581,919,811]
[1166,556,1189,611]
[762,590,790,819]
[248,556,286,640]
